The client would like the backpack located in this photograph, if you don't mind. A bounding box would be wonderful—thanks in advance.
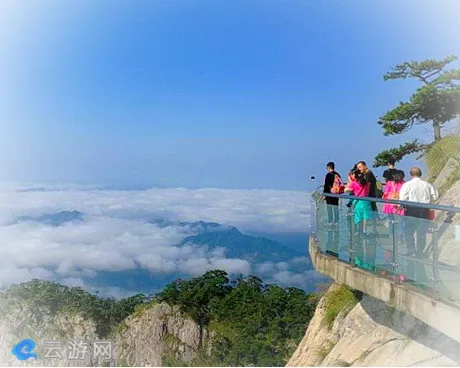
[331,174,345,194]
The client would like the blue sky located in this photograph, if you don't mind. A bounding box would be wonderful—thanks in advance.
[0,0,459,190]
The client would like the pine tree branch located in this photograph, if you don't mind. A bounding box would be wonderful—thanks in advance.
[373,141,432,168]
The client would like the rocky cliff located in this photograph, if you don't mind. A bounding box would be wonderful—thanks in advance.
[115,302,211,367]
[0,298,100,366]
[435,180,460,267]
[0,299,208,367]
[0,272,314,367]
[287,284,460,367]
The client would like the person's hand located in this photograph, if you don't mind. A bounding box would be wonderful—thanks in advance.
[322,196,326,200]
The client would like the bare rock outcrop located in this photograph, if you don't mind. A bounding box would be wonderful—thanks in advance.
[436,181,460,268]
[433,157,460,192]
[287,283,460,367]
[0,298,208,367]
[0,299,100,366]
[114,302,212,367]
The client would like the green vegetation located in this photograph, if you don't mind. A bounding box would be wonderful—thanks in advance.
[162,353,185,367]
[132,298,157,319]
[0,279,150,337]
[374,56,460,167]
[317,340,336,362]
[156,270,319,367]
[425,132,460,177]
[424,129,460,191]
[322,285,360,330]
[0,271,319,367]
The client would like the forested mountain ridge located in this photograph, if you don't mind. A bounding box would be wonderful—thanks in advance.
[0,271,319,366]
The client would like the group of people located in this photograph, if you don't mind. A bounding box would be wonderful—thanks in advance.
[323,160,439,256]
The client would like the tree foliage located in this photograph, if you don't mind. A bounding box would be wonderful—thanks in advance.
[2,271,318,367]
[374,55,460,167]
[1,279,150,337]
[373,140,431,167]
[157,270,317,367]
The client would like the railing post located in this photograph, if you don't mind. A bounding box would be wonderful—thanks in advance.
[347,201,355,266]
[310,200,316,240]
[391,215,399,284]
[315,201,320,243]
[431,225,440,301]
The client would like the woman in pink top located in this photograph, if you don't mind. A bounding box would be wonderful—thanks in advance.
[382,171,405,216]
[345,169,374,234]
[382,170,405,239]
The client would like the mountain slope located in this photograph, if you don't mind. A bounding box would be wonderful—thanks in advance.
[287,283,460,367]
[149,219,229,233]
[0,273,318,366]
[180,227,310,266]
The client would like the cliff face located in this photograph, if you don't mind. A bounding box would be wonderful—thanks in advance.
[287,284,460,367]
[0,299,100,366]
[0,300,207,367]
[115,302,211,367]
[436,180,460,268]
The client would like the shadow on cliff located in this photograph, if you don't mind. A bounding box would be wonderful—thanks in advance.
[360,294,460,363]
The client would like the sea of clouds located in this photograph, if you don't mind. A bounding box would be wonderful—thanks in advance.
[0,184,314,298]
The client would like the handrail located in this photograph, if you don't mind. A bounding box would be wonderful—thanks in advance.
[320,192,460,214]
[311,188,460,307]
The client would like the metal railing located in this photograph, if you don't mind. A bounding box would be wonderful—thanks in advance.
[310,191,460,304]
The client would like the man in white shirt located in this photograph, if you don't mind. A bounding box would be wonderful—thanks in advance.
[399,167,438,256]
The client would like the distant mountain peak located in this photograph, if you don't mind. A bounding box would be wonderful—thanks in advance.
[15,210,84,226]
[147,218,238,234]
[178,227,307,269]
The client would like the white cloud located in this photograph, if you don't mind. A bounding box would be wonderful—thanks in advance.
[271,270,324,289]
[276,262,289,271]
[0,186,311,232]
[256,262,276,275]
[0,185,312,296]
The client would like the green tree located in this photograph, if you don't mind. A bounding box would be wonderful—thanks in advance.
[1,279,149,338]
[157,270,232,348]
[3,272,319,367]
[374,55,460,167]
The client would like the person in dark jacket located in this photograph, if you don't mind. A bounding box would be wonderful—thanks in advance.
[382,159,405,183]
[323,162,341,225]
[357,161,378,212]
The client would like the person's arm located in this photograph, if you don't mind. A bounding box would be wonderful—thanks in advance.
[382,170,389,183]
[345,181,355,194]
[322,173,333,200]
[430,184,439,202]
[399,182,409,201]
[324,173,333,193]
